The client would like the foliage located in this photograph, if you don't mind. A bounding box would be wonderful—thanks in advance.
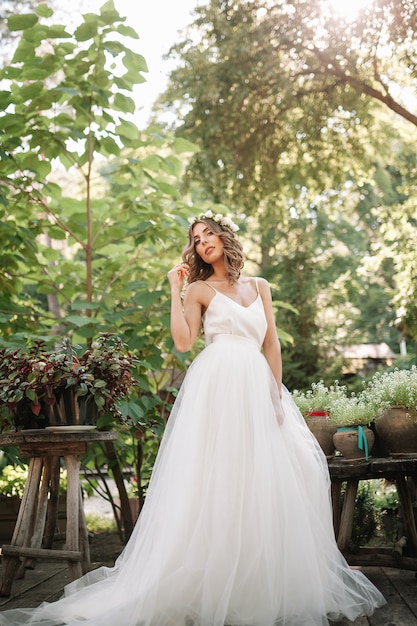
[0,333,138,431]
[162,0,378,204]
[372,480,399,512]
[85,512,117,534]
[0,0,200,433]
[0,464,67,498]
[0,0,196,345]
[363,366,417,418]
[291,380,347,416]
[158,0,417,386]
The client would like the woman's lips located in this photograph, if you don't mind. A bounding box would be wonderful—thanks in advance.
[205,246,214,255]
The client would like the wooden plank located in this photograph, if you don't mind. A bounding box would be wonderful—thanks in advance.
[396,474,417,551]
[2,545,82,561]
[20,443,87,457]
[64,454,83,580]
[0,562,68,609]
[0,431,117,447]
[328,457,417,481]
[364,567,417,625]
[345,551,417,571]
[337,479,359,552]
[0,561,106,611]
[383,567,417,618]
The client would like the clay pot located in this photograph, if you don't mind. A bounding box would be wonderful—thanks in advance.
[333,427,375,461]
[374,406,417,456]
[305,412,337,457]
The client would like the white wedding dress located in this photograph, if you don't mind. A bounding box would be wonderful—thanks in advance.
[0,282,385,626]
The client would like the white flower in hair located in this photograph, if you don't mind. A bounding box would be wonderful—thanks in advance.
[193,210,239,233]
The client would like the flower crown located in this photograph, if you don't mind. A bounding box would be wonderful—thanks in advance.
[193,210,239,233]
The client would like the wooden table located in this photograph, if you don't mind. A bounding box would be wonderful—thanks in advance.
[328,456,417,571]
[0,429,117,596]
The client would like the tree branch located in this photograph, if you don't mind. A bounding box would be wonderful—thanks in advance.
[311,46,417,128]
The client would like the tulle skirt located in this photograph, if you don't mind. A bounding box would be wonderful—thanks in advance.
[0,335,385,626]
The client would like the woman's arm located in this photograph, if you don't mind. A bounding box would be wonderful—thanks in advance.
[258,278,282,397]
[167,264,203,353]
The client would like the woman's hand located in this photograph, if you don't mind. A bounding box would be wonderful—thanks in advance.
[167,263,189,291]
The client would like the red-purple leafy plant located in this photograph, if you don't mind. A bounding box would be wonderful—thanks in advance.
[0,333,138,431]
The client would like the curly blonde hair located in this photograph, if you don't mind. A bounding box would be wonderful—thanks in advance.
[182,219,245,284]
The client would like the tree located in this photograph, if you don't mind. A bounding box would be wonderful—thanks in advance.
[157,0,417,386]
[284,0,417,128]
[0,0,200,538]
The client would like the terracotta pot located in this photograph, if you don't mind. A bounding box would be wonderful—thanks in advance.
[305,412,337,457]
[374,406,417,456]
[333,427,375,461]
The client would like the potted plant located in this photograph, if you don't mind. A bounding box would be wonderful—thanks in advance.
[363,366,417,456]
[291,381,347,457]
[0,333,138,432]
[329,394,377,461]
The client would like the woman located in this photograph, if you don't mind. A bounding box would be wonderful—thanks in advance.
[0,211,385,626]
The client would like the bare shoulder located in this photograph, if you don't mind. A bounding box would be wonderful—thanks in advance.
[253,276,271,293]
[240,275,268,288]
[184,280,214,308]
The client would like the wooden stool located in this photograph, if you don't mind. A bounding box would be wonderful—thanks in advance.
[0,430,117,597]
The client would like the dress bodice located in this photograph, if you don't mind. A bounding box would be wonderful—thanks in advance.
[202,283,267,348]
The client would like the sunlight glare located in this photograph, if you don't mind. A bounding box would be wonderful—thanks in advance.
[326,0,372,20]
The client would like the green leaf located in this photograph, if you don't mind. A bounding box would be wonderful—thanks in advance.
[117,119,141,141]
[74,21,98,42]
[7,14,38,31]
[35,4,53,18]
[44,25,72,39]
[100,136,121,156]
[141,155,163,172]
[172,137,199,153]
[25,389,36,401]
[11,39,36,64]
[47,226,67,240]
[0,92,12,109]
[19,82,44,102]
[93,380,106,389]
[123,50,148,74]
[64,315,96,328]
[275,300,299,314]
[132,290,162,307]
[113,93,136,114]
[117,24,139,40]
[154,180,180,199]
[71,300,101,311]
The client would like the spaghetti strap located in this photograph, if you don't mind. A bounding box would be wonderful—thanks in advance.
[197,280,217,294]
[254,277,259,294]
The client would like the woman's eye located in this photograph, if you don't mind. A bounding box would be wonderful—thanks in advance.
[194,240,200,246]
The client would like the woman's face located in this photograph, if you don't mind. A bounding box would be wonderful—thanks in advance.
[192,221,224,264]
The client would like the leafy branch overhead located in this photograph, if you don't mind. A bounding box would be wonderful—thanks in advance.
[0,0,196,342]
